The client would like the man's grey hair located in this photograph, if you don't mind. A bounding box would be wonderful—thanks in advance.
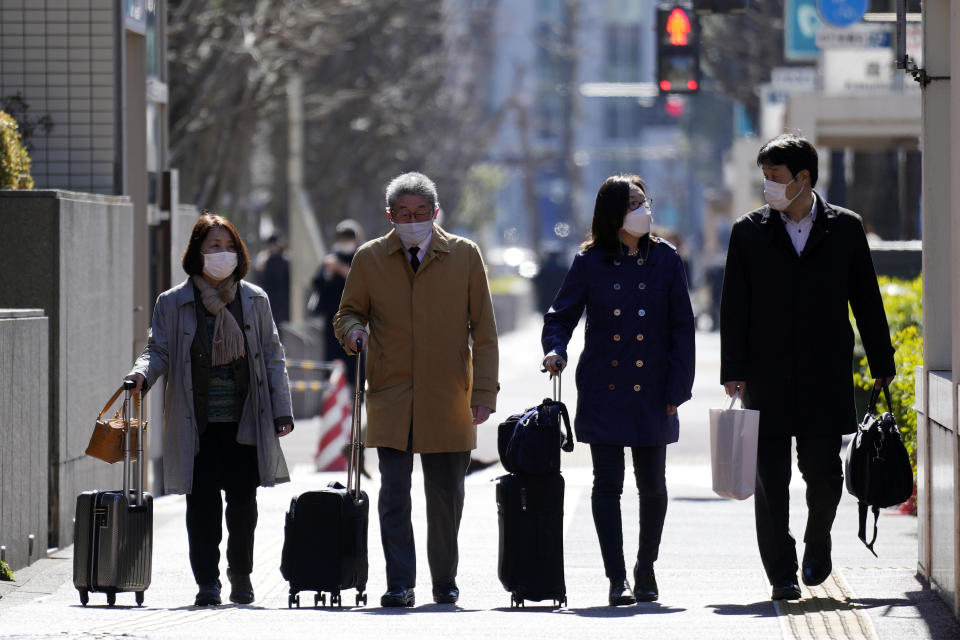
[385,172,439,209]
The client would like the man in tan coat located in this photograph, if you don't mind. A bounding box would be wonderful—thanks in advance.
[334,172,499,608]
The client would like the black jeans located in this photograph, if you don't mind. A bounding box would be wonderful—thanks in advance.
[377,446,471,590]
[754,433,843,585]
[185,421,260,585]
[589,443,668,581]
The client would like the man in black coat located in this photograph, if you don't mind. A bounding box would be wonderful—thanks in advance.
[720,134,895,601]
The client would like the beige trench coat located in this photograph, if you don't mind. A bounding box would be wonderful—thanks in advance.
[333,225,499,453]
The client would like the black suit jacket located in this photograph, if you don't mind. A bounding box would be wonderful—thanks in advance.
[719,193,895,436]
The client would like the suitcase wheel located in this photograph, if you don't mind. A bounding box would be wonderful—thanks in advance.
[554,596,567,608]
[331,592,342,607]
[510,593,524,608]
[136,591,145,606]
[288,593,300,608]
[106,591,116,607]
[356,591,367,607]
[78,589,89,606]
[314,592,325,607]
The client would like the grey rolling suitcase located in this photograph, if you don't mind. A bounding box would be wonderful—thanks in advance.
[73,380,153,606]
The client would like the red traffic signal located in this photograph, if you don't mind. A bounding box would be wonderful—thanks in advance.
[656,6,700,95]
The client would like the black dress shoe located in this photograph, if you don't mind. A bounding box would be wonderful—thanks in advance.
[381,587,415,607]
[801,540,832,587]
[632,566,658,602]
[608,579,637,606]
[771,581,802,601]
[194,580,222,606]
[432,584,459,604]
[227,569,255,604]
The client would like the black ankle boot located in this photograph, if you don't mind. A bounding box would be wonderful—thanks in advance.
[608,578,637,606]
[633,565,658,602]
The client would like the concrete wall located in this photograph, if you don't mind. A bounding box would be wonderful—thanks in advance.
[0,309,48,572]
[0,190,133,549]
[916,370,957,606]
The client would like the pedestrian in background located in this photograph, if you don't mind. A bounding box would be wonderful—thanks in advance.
[542,174,695,605]
[334,172,499,608]
[309,219,364,375]
[309,218,368,476]
[125,213,294,607]
[253,233,290,328]
[720,134,895,601]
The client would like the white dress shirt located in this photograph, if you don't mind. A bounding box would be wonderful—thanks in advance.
[780,199,817,255]
[399,230,433,267]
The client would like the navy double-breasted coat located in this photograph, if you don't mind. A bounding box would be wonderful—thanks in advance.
[542,238,696,447]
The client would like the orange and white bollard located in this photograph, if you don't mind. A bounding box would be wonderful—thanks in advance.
[315,360,350,471]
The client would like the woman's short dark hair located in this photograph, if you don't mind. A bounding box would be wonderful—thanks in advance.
[583,174,646,262]
[756,134,819,187]
[181,211,251,279]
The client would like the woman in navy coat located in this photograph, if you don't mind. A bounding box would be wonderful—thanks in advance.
[542,174,695,606]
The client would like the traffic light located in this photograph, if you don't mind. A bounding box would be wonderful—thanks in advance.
[656,6,700,94]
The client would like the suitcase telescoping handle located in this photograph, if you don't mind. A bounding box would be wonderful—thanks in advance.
[552,371,561,403]
[347,338,365,499]
[122,379,146,507]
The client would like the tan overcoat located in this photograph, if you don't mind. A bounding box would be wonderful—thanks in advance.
[333,225,499,453]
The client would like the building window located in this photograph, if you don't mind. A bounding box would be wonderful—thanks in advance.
[604,24,641,82]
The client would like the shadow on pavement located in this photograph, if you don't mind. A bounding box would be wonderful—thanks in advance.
[355,604,482,614]
[568,603,686,617]
[706,601,777,617]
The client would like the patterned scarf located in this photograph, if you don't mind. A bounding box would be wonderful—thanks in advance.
[191,275,245,366]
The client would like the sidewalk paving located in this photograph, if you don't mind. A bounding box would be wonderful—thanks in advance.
[0,319,957,639]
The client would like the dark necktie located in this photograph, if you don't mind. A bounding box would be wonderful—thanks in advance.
[409,246,421,272]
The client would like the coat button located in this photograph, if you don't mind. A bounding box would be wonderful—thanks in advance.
[638,283,646,290]
[634,384,642,391]
[638,309,646,317]
[613,259,622,266]
[608,384,616,390]
[636,360,644,367]
[613,283,621,291]
[613,334,621,342]
[637,258,645,266]
[636,333,644,341]
[611,360,619,367]
[613,309,621,317]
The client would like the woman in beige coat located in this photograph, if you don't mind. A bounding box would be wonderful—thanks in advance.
[126,213,293,607]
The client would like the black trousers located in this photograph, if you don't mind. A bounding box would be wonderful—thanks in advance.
[589,443,668,581]
[185,421,260,585]
[377,446,471,591]
[754,433,843,585]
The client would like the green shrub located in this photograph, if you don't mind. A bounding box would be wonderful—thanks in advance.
[0,109,34,189]
[0,559,14,581]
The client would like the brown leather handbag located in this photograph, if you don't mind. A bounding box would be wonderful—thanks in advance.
[85,386,145,463]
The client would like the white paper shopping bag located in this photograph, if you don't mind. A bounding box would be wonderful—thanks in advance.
[709,392,760,500]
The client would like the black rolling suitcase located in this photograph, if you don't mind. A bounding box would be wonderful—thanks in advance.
[496,472,567,607]
[281,347,368,608]
[496,375,569,608]
[73,381,153,606]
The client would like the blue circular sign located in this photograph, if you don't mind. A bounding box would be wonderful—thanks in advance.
[817,0,868,27]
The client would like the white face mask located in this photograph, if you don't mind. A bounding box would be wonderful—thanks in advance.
[332,241,357,255]
[394,219,434,247]
[763,178,802,211]
[621,204,653,238]
[203,251,238,281]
